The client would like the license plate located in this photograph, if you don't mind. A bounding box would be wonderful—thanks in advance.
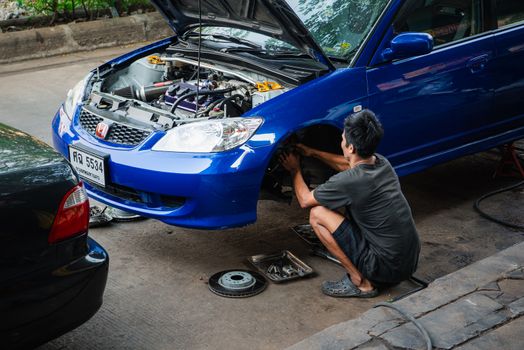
[69,146,107,187]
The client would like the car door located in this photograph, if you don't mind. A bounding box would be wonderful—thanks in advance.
[366,0,495,168]
[489,0,524,132]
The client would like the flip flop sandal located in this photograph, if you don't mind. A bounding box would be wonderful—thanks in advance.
[321,274,379,298]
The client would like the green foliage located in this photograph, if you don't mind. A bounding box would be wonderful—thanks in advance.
[19,0,150,18]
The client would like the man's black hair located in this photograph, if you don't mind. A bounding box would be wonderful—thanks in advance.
[344,109,384,158]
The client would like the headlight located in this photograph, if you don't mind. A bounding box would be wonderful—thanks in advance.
[152,117,263,153]
[63,76,89,119]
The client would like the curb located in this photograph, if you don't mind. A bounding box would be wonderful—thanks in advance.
[0,12,172,64]
[288,241,524,349]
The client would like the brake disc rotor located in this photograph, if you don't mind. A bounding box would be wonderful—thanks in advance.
[209,270,267,298]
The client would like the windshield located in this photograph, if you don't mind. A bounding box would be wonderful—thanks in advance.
[195,27,301,54]
[285,0,390,59]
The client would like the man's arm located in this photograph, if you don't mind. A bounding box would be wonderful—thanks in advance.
[291,168,320,209]
[296,144,349,172]
[280,152,320,209]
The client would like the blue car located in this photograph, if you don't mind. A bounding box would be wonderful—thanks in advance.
[52,0,524,229]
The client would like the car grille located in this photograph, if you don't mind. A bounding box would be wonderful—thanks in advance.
[79,108,151,146]
[87,182,185,209]
[90,182,144,203]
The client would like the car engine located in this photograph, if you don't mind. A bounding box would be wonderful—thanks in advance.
[86,54,288,131]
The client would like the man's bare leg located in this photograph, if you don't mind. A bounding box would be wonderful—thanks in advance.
[309,206,374,292]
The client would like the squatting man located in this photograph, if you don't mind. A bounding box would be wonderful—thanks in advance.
[280,110,420,297]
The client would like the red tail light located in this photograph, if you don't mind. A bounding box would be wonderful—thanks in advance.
[49,182,90,244]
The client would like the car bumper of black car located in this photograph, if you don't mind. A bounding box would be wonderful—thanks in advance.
[1,237,109,349]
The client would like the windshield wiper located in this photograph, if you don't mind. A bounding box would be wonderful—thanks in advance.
[220,47,303,56]
[182,32,262,50]
[328,56,350,63]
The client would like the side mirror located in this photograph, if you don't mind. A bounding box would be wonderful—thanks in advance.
[381,33,434,61]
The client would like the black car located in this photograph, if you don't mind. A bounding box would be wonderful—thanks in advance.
[0,123,109,349]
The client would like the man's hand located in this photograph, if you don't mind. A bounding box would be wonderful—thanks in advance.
[280,151,320,209]
[279,152,301,174]
[296,143,314,157]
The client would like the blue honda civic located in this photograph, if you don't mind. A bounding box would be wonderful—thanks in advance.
[52,0,524,229]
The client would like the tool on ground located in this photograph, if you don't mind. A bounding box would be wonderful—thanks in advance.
[292,224,322,245]
[89,205,113,227]
[105,207,143,222]
[248,250,313,283]
[292,224,341,263]
[311,246,341,264]
[208,270,267,298]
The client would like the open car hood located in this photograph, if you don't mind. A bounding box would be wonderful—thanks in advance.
[150,0,334,69]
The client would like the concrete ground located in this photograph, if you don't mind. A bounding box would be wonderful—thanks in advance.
[0,47,523,349]
[290,242,524,349]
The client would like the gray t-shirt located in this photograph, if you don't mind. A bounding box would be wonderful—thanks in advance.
[313,154,420,284]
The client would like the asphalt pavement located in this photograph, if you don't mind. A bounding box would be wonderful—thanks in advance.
[0,47,522,349]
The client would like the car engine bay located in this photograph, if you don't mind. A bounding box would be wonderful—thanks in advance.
[83,51,291,134]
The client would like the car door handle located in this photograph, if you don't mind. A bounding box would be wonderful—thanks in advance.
[466,55,489,74]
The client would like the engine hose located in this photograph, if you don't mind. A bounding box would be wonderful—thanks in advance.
[197,98,226,116]
[218,94,245,109]
[197,94,245,118]
[474,180,524,230]
[374,302,432,350]
[198,94,245,118]
[169,87,235,114]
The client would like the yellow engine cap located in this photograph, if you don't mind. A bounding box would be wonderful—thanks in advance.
[147,55,165,65]
[256,81,283,92]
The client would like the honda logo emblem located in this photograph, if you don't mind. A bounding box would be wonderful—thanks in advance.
[95,122,109,139]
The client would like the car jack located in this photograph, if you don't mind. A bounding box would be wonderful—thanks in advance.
[493,142,524,179]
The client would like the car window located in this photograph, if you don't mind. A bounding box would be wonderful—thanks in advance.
[393,0,484,47]
[496,0,524,29]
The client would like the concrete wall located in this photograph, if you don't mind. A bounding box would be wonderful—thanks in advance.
[0,12,172,64]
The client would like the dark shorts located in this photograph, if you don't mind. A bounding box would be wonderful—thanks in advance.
[332,219,400,288]
[332,218,367,269]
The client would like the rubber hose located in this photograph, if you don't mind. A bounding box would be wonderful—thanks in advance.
[197,98,226,116]
[195,94,244,117]
[374,302,432,350]
[474,180,524,230]
[218,94,244,109]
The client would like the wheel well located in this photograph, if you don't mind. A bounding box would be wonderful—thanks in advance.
[259,124,343,202]
[294,124,344,155]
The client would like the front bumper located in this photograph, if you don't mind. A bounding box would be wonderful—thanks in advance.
[52,107,273,229]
